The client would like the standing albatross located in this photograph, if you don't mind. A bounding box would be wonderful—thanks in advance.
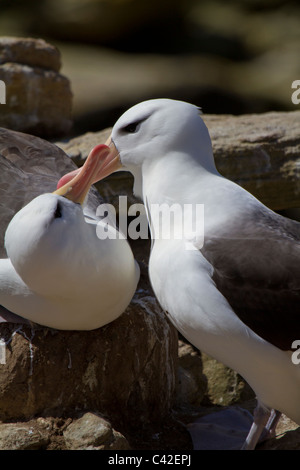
[0,128,139,330]
[58,98,300,449]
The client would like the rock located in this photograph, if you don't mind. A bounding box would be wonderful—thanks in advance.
[57,110,300,211]
[260,415,300,450]
[201,353,254,407]
[0,37,72,138]
[108,431,132,450]
[0,276,177,429]
[205,111,300,211]
[0,420,50,450]
[0,36,61,72]
[57,128,111,164]
[176,340,207,408]
[63,412,130,450]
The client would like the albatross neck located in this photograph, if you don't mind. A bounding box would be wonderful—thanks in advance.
[141,149,220,206]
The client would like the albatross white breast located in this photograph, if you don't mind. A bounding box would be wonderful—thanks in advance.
[58,98,300,449]
[0,138,139,330]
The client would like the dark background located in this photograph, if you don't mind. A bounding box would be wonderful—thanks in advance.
[1,0,299,135]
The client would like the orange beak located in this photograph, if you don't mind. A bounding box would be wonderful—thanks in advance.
[54,139,121,204]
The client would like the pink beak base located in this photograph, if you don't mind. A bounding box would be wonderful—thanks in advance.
[53,144,111,204]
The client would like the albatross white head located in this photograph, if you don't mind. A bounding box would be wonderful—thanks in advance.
[57,99,217,201]
[108,99,217,199]
[5,145,111,298]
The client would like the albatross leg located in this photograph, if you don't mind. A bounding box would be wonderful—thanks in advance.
[260,409,281,441]
[241,402,272,450]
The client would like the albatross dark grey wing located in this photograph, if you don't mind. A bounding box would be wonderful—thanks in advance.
[201,205,300,351]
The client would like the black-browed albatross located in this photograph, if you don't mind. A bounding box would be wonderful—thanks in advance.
[0,128,139,330]
[58,98,300,449]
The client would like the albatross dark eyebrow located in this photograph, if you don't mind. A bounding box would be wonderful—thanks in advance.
[121,116,149,134]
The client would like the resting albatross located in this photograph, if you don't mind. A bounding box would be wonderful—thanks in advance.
[58,98,300,449]
[0,128,139,330]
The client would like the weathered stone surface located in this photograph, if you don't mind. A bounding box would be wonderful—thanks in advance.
[176,340,207,408]
[0,37,61,72]
[57,129,111,164]
[259,415,300,450]
[201,353,254,407]
[205,111,300,211]
[63,412,130,450]
[0,288,177,427]
[0,415,127,450]
[0,37,72,137]
[57,110,300,211]
[0,420,50,450]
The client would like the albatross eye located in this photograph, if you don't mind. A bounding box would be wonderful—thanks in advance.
[54,201,62,219]
[122,121,141,134]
